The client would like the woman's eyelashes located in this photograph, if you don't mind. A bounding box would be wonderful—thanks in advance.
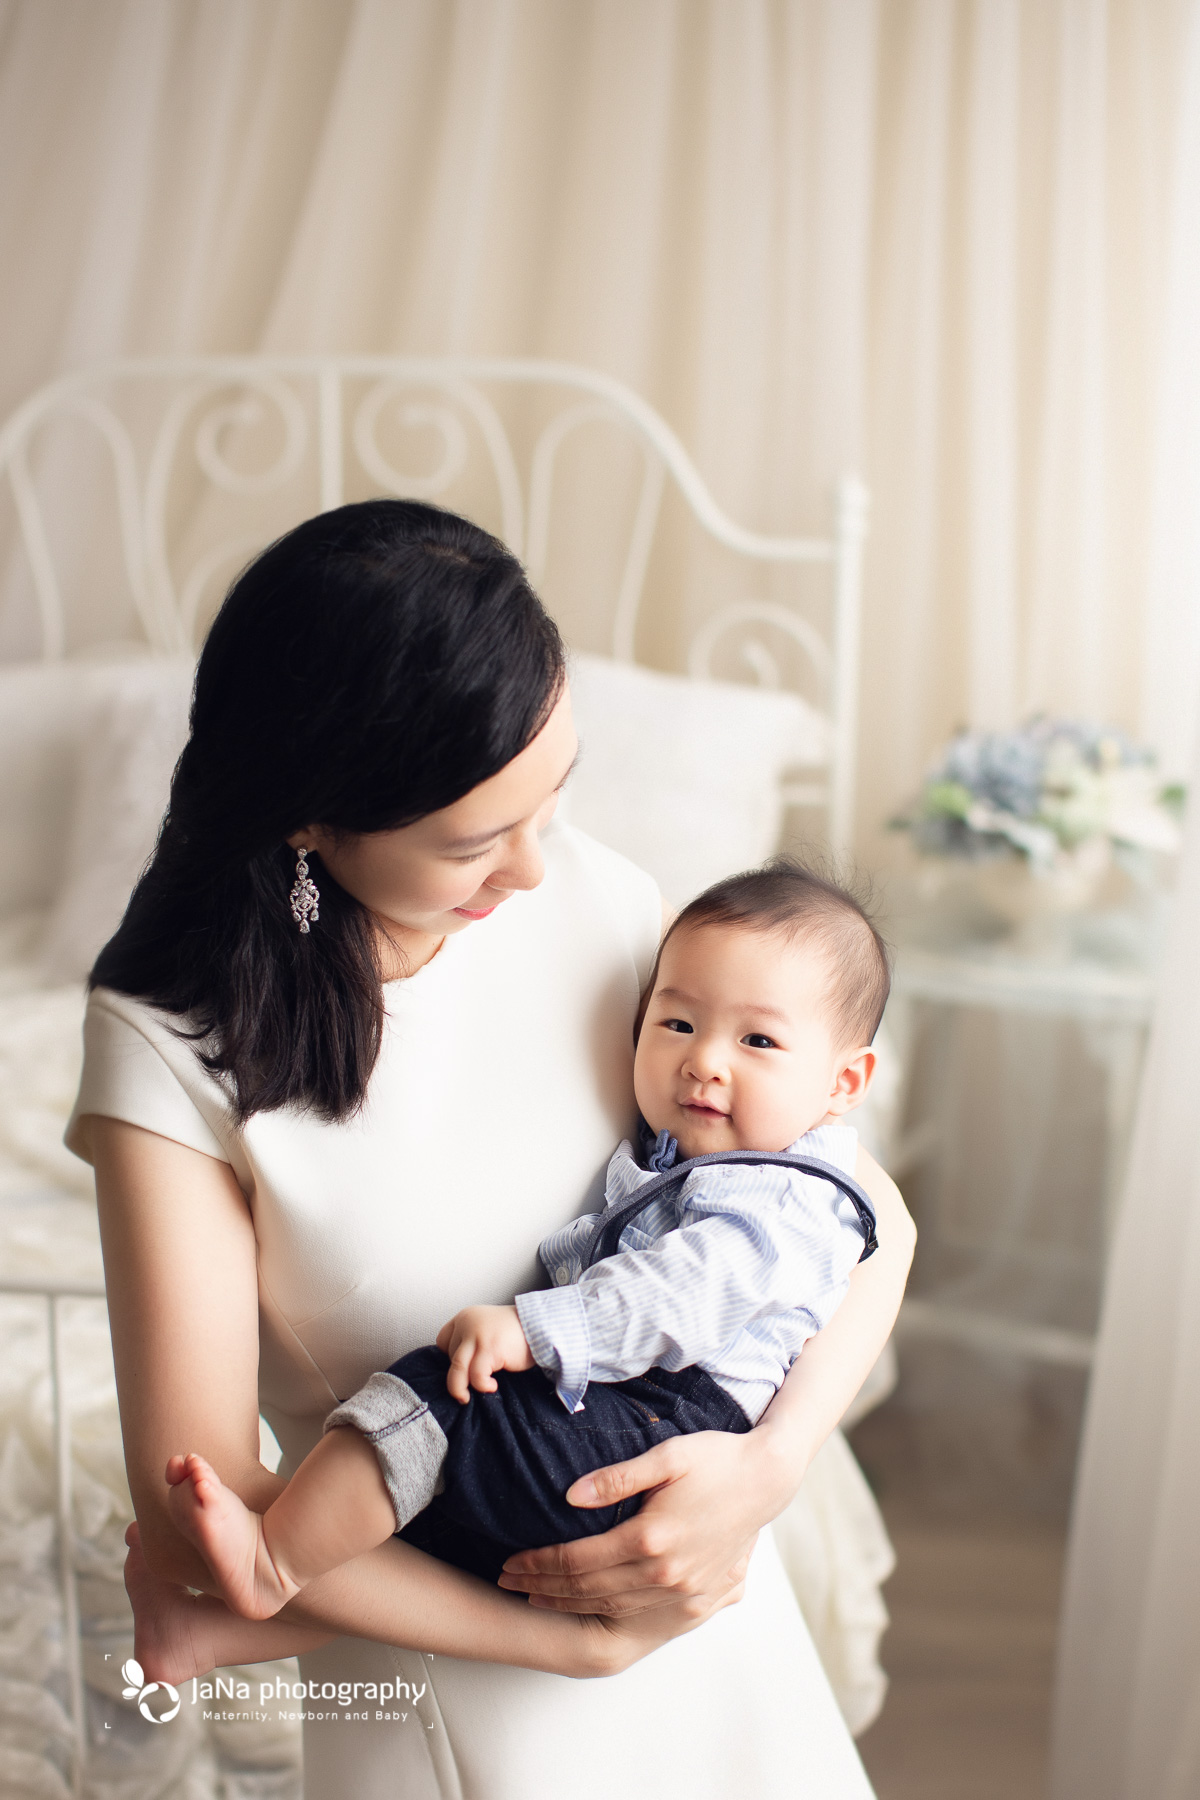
[452,787,565,864]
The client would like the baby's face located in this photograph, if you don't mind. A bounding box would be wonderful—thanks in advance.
[633,921,869,1160]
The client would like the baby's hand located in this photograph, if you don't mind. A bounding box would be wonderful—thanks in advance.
[435,1305,535,1404]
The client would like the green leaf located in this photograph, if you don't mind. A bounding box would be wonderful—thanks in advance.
[922,780,974,821]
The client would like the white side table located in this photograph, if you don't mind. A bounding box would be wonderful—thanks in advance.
[886,937,1157,1369]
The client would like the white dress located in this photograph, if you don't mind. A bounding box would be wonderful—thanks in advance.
[67,822,875,1800]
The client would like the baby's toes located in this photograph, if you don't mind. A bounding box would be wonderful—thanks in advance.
[181,1454,222,1504]
[165,1468,205,1539]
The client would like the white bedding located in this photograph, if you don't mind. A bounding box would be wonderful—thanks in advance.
[0,918,303,1800]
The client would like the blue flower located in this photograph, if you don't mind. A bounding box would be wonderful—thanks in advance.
[898,716,1172,862]
[933,729,1043,818]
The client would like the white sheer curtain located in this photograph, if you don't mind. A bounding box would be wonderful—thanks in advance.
[1049,705,1200,1800]
[3,0,1200,829]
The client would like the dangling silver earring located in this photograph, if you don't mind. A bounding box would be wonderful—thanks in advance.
[290,847,320,934]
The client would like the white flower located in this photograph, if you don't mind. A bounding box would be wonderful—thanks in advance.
[1103,766,1182,853]
[964,802,1059,868]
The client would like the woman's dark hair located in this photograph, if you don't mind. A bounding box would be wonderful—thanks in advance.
[638,857,891,1049]
[91,500,565,1123]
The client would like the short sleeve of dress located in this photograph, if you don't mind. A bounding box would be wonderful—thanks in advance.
[65,988,231,1166]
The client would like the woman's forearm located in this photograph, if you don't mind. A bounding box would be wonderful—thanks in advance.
[273,1537,637,1676]
[153,1529,628,1681]
[748,1148,915,1510]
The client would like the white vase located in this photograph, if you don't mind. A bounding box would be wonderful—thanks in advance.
[972,840,1111,954]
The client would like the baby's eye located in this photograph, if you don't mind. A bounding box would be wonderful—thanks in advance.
[663,1019,694,1034]
[742,1033,778,1050]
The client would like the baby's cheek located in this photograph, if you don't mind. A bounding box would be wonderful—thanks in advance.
[759,1070,806,1139]
[631,1040,661,1118]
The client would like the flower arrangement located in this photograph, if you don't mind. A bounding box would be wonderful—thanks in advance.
[895,718,1183,875]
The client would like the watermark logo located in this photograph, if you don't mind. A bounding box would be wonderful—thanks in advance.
[108,1657,428,1730]
[121,1658,181,1724]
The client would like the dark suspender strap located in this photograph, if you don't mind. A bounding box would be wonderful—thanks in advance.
[579,1150,878,1271]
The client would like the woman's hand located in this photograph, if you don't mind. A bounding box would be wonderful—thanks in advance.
[576,1563,750,1675]
[499,1427,780,1616]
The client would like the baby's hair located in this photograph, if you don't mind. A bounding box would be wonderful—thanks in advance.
[641,856,891,1050]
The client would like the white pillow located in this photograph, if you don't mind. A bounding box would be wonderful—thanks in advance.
[0,663,97,914]
[25,648,825,980]
[566,652,827,905]
[39,660,195,985]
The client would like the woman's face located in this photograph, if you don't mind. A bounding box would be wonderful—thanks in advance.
[291,686,578,974]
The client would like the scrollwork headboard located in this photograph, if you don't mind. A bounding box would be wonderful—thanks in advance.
[0,355,868,847]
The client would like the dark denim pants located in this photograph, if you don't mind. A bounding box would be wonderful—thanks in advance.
[392,1346,751,1584]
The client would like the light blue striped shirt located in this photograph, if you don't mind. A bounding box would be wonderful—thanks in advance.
[515,1124,866,1421]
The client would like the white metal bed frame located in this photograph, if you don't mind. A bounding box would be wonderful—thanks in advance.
[0,355,868,845]
[0,355,869,1797]
[0,1273,105,1797]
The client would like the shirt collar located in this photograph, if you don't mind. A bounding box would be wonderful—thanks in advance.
[636,1116,679,1171]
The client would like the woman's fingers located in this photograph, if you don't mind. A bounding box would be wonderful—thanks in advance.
[499,1512,756,1608]
[711,1575,747,1615]
[711,1550,751,1607]
[501,1440,696,1590]
[562,1437,689,1509]
[528,1583,685,1616]
[501,1514,660,1586]
[519,1554,750,1616]
[502,1432,764,1617]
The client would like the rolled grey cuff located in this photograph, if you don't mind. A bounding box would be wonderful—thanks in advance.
[325,1371,448,1532]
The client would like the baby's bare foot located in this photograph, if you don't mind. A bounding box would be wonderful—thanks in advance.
[124,1520,219,1684]
[165,1452,298,1621]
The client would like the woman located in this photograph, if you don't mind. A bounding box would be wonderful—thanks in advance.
[67,500,913,1800]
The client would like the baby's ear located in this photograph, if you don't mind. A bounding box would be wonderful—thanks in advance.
[827,1046,876,1115]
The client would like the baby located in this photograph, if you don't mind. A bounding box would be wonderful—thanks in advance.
[165,859,889,1621]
